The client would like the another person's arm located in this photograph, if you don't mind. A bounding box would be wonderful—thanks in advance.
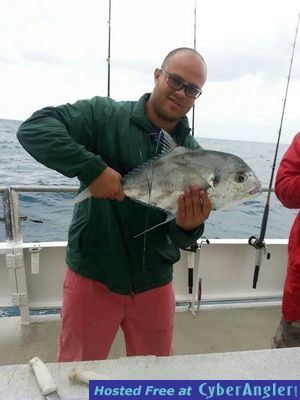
[275,132,300,208]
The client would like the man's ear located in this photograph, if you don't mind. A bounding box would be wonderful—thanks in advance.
[154,68,161,83]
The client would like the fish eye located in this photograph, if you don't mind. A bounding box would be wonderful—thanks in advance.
[235,172,247,183]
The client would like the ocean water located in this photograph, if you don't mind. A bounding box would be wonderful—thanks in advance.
[0,118,297,242]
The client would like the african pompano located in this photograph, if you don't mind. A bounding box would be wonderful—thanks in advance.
[122,146,261,213]
[75,142,262,215]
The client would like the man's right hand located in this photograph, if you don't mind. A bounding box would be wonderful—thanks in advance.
[88,167,125,201]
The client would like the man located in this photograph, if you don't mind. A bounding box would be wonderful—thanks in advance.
[17,47,211,361]
[272,132,300,348]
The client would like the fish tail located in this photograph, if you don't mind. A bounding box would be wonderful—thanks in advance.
[74,188,91,204]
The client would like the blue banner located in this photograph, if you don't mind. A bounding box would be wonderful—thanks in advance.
[89,380,299,400]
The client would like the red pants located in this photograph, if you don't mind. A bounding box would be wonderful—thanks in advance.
[57,268,175,361]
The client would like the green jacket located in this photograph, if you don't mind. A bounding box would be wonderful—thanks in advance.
[17,93,204,294]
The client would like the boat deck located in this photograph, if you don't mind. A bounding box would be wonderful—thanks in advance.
[2,347,300,400]
[0,305,281,366]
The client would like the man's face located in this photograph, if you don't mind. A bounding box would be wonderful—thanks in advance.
[150,52,206,124]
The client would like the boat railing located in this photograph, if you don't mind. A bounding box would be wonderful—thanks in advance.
[1,184,272,244]
[1,185,78,243]
[0,185,77,322]
[0,185,276,323]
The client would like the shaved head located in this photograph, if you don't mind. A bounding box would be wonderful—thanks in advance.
[161,47,206,71]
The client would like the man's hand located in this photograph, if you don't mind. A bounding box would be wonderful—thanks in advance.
[88,167,125,201]
[176,186,211,231]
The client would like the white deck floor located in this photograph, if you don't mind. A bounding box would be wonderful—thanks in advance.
[1,347,300,399]
[0,305,281,366]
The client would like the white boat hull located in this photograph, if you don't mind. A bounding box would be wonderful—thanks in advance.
[0,239,287,322]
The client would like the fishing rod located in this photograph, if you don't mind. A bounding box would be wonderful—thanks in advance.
[186,0,210,313]
[191,0,197,137]
[107,0,112,98]
[249,12,300,289]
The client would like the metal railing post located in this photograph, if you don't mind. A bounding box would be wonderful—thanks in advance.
[9,189,30,323]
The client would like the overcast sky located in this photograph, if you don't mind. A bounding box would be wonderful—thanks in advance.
[1,0,299,143]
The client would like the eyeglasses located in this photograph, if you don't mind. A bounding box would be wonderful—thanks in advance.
[160,68,202,99]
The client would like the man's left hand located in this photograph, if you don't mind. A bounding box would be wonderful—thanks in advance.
[176,186,212,231]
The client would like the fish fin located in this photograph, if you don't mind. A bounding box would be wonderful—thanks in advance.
[122,131,177,188]
[160,129,178,153]
[206,173,216,190]
[147,129,178,155]
[74,188,91,204]
[134,213,175,238]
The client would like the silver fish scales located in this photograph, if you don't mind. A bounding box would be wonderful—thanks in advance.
[122,145,262,214]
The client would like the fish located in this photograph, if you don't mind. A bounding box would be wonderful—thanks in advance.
[75,131,262,234]
[122,145,262,213]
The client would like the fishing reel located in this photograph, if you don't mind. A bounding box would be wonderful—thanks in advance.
[249,235,271,289]
[184,239,210,253]
[248,235,265,250]
[248,236,270,259]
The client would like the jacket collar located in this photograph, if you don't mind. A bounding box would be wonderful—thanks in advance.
[130,93,191,145]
